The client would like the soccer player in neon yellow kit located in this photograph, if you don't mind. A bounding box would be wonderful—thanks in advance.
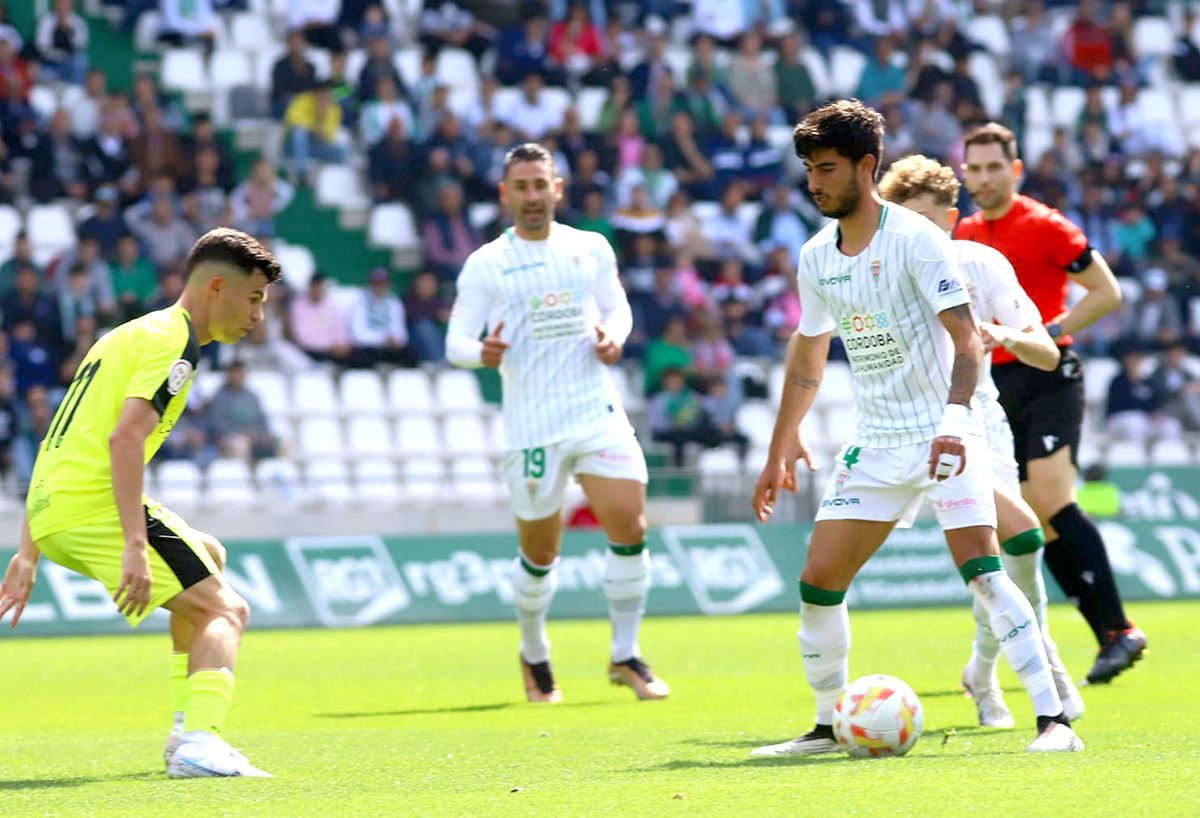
[0,228,281,778]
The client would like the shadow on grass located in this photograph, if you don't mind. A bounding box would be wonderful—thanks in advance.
[916,686,1024,700]
[633,743,1033,773]
[316,700,613,719]
[0,771,160,790]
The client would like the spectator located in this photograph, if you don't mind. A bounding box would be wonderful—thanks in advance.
[355,31,406,104]
[1115,204,1156,266]
[678,67,727,136]
[0,37,29,104]
[707,112,748,195]
[420,0,495,60]
[1109,78,1183,158]
[206,361,282,462]
[699,375,749,461]
[1063,0,1115,84]
[10,383,53,486]
[754,184,811,266]
[180,112,235,192]
[157,405,216,466]
[6,320,59,395]
[57,313,97,383]
[368,117,419,203]
[159,0,218,51]
[1010,0,1058,83]
[0,365,16,481]
[77,186,132,259]
[109,234,158,321]
[1122,268,1183,348]
[403,271,450,363]
[664,189,714,260]
[595,73,633,135]
[346,267,412,367]
[705,184,759,266]
[609,108,646,175]
[575,188,617,249]
[727,31,777,121]
[690,310,734,385]
[35,0,89,84]
[57,264,97,345]
[642,314,692,395]
[56,237,116,319]
[183,146,233,234]
[288,0,342,51]
[910,81,962,161]
[496,3,555,85]
[27,110,89,203]
[1106,344,1181,443]
[284,81,347,185]
[620,232,660,293]
[146,270,185,313]
[421,182,482,281]
[565,147,608,213]
[648,366,705,468]
[548,1,608,84]
[360,76,415,147]
[727,296,778,356]
[130,105,187,186]
[615,143,677,212]
[82,101,135,193]
[856,36,906,108]
[612,185,667,239]
[497,72,564,141]
[775,32,817,122]
[709,257,755,305]
[1174,8,1200,82]
[288,272,349,363]
[131,71,187,134]
[230,158,295,237]
[2,265,61,348]
[0,235,42,294]
[128,192,198,274]
[271,30,317,117]
[743,116,782,198]
[1151,339,1200,432]
[629,30,671,100]
[634,71,682,140]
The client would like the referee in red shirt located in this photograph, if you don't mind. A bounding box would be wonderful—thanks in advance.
[956,123,1146,685]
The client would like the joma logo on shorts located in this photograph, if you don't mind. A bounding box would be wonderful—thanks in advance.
[821,497,861,507]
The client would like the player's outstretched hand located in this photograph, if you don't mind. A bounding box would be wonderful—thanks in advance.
[0,553,37,629]
[115,543,152,619]
[928,436,966,481]
[752,438,816,523]
[481,320,509,368]
[594,324,622,365]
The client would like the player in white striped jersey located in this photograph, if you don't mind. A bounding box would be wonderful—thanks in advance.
[750,101,1081,757]
[880,155,1085,728]
[446,143,669,704]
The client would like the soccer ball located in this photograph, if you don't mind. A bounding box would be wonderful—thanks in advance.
[832,674,924,758]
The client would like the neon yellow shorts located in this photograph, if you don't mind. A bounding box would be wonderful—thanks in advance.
[36,498,218,627]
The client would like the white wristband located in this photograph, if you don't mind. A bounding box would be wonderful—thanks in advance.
[936,403,973,440]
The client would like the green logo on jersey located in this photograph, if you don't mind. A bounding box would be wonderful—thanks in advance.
[843,446,862,469]
[818,274,852,286]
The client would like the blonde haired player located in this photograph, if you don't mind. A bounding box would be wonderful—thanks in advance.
[879,154,1085,727]
[0,229,281,778]
[446,143,669,703]
[750,100,1081,756]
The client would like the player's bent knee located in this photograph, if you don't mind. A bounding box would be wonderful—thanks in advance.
[221,591,251,633]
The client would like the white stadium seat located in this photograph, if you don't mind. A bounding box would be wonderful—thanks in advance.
[306,458,353,504]
[367,203,419,252]
[355,458,403,502]
[450,456,501,500]
[316,165,370,211]
[1050,87,1086,131]
[434,370,484,413]
[443,414,490,456]
[230,12,273,52]
[209,49,253,90]
[275,243,316,290]
[27,204,76,265]
[488,412,507,453]
[347,416,395,457]
[575,87,609,130]
[29,85,58,121]
[161,48,210,95]
[435,48,479,95]
[205,458,254,507]
[245,370,290,417]
[696,448,741,492]
[0,204,22,260]
[1105,440,1147,468]
[1150,439,1191,466]
[396,416,442,456]
[293,370,339,416]
[156,460,204,508]
[967,15,1011,57]
[134,10,162,53]
[828,46,867,98]
[735,401,775,450]
[388,369,434,414]
[192,369,225,405]
[1084,357,1120,406]
[1133,17,1173,59]
[340,370,387,415]
[404,456,446,500]
[298,417,344,457]
[256,457,305,505]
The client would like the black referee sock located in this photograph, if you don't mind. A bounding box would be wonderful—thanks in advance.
[1050,503,1132,641]
[1040,537,1101,640]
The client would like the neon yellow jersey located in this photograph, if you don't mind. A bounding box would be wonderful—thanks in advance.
[27,304,201,540]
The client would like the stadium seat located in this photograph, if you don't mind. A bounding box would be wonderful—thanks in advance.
[800,47,832,100]
[306,457,353,504]
[966,15,1011,57]
[0,204,22,261]
[396,416,442,455]
[1180,84,1200,128]
[256,457,305,505]
[1075,439,1102,470]
[388,369,435,414]
[1133,17,1173,59]
[206,458,255,508]
[1084,357,1120,406]
[575,87,609,130]
[253,45,284,91]
[339,370,387,415]
[274,242,316,289]
[450,456,501,501]
[347,416,395,457]
[735,401,776,450]
[230,12,273,52]
[436,48,479,96]
[298,417,345,457]
[355,457,403,502]
[367,203,419,253]
[828,46,867,98]
[403,456,447,500]
[1150,438,1192,466]
[1050,87,1086,131]
[1105,440,1147,467]
[434,369,484,413]
[29,85,58,121]
[134,10,162,53]
[292,370,339,416]
[1024,85,1052,131]
[393,47,422,90]
[209,49,253,90]
[156,460,204,508]
[27,204,77,265]
[488,412,508,453]
[193,369,225,405]
[696,448,741,492]
[969,52,1004,118]
[443,414,490,456]
[767,362,784,405]
[245,369,291,417]
[315,165,370,212]
[161,48,211,95]
[467,202,499,233]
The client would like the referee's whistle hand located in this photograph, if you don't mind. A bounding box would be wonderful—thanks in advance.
[481,321,509,368]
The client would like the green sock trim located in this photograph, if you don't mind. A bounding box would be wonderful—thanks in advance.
[168,653,189,713]
[959,555,1004,584]
[1001,528,1045,556]
[519,554,552,577]
[608,542,645,556]
[183,669,235,735]
[799,581,846,606]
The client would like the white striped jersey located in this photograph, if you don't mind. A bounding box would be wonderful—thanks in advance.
[951,239,1041,406]
[797,204,971,448]
[446,222,633,451]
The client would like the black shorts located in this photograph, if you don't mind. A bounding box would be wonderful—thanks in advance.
[991,348,1084,482]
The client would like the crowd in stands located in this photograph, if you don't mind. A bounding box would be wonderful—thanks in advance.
[3,0,1200,489]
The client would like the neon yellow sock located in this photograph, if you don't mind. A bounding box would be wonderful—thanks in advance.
[183,668,235,735]
[169,653,189,715]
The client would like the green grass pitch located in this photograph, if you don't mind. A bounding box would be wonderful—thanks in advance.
[3,601,1199,817]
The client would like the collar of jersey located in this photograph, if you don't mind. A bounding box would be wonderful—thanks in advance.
[834,204,888,252]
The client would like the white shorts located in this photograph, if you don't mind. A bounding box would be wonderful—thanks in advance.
[816,435,997,530]
[502,426,648,521]
[981,395,1019,493]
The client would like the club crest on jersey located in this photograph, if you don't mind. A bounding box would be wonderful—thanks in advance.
[166,359,194,395]
[870,259,881,283]
[526,479,539,500]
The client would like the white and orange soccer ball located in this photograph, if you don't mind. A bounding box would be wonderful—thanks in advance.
[832,674,924,758]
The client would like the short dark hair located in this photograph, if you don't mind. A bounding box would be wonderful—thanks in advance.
[963,122,1018,162]
[503,142,555,177]
[793,99,885,179]
[184,228,282,283]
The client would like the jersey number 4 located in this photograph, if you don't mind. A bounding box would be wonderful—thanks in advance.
[47,359,102,448]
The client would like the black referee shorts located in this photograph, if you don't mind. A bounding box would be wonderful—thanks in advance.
[992,348,1085,482]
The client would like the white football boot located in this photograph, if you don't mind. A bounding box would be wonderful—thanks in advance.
[750,725,839,757]
[961,661,1015,729]
[166,731,273,778]
[163,728,183,770]
[1026,722,1085,753]
[1049,655,1086,721]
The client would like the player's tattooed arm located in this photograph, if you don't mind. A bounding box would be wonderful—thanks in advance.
[938,303,982,407]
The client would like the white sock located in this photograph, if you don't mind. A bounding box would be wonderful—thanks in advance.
[1002,548,1068,673]
[172,712,184,731]
[603,546,651,663]
[970,596,1001,684]
[511,554,558,664]
[799,601,850,725]
[968,570,1063,717]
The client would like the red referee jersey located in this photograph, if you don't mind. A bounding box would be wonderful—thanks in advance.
[954,194,1090,365]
